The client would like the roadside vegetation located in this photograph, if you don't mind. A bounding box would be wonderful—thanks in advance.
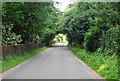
[1,2,61,73]
[2,2,61,46]
[68,45,118,79]
[60,2,120,79]
[61,2,120,55]
[53,34,68,44]
[1,47,48,73]
[1,1,119,79]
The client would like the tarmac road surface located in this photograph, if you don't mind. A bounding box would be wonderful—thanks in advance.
[2,43,99,79]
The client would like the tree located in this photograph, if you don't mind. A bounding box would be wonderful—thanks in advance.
[60,2,120,54]
[2,2,61,45]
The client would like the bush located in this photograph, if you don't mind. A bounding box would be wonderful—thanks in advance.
[84,26,100,52]
[2,25,22,45]
[100,25,120,54]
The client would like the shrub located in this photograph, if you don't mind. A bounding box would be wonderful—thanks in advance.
[84,26,100,52]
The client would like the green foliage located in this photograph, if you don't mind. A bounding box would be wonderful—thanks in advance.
[1,47,48,73]
[100,25,120,54]
[2,2,61,45]
[84,26,100,52]
[2,24,22,45]
[61,2,120,54]
[68,45,119,79]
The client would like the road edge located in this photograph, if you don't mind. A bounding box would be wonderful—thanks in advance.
[74,56,105,79]
[0,47,48,78]
[69,48,105,79]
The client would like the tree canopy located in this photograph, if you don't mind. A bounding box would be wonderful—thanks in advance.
[2,2,120,55]
[2,2,61,45]
[60,2,120,54]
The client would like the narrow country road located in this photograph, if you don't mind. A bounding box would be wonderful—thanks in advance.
[2,43,99,79]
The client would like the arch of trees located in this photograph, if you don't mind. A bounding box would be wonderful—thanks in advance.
[1,2,119,79]
[2,2,120,55]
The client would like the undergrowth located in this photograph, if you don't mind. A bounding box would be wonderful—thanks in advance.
[68,45,119,79]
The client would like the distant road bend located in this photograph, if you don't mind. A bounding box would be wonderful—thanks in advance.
[3,43,100,79]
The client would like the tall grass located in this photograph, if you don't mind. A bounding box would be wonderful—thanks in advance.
[1,47,48,73]
[68,45,118,79]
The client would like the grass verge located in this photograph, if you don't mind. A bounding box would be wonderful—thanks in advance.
[68,45,118,79]
[1,47,48,73]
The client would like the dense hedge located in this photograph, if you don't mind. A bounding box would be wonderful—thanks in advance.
[61,2,120,54]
